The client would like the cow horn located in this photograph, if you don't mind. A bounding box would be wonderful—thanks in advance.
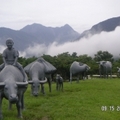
[0,82,5,88]
[16,81,28,87]
[39,77,47,84]
[28,81,33,84]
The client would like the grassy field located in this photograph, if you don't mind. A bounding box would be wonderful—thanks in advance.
[1,78,120,120]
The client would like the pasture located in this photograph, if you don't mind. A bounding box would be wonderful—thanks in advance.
[1,78,120,120]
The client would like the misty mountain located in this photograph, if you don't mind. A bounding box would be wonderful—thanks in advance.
[77,16,120,40]
[0,16,120,52]
[0,27,39,50]
[20,23,80,45]
[0,24,80,51]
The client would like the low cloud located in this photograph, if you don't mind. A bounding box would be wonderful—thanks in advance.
[20,43,47,58]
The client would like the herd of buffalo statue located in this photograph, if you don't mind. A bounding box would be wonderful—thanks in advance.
[0,56,118,119]
[0,38,118,119]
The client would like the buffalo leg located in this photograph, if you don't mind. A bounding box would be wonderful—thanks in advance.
[47,78,51,92]
[70,72,72,83]
[110,70,112,78]
[16,93,23,118]
[56,80,58,91]
[59,82,63,91]
[21,94,25,110]
[77,75,79,83]
[41,84,45,94]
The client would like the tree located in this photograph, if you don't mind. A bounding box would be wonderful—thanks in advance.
[94,51,114,62]
[72,52,77,58]
[18,57,27,67]
[24,56,37,67]
[77,54,92,63]
[42,54,56,66]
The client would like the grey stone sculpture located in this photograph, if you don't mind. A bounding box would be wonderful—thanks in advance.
[0,65,28,119]
[56,74,63,91]
[96,61,112,78]
[0,38,26,82]
[117,67,120,72]
[70,61,90,83]
[117,67,120,77]
[24,57,56,96]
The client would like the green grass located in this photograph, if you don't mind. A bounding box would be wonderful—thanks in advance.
[1,78,120,120]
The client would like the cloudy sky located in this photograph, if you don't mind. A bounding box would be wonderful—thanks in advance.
[0,0,120,58]
[0,0,120,33]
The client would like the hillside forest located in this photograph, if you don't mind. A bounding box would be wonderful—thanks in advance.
[0,50,120,80]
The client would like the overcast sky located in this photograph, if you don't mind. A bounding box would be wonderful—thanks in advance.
[0,0,120,33]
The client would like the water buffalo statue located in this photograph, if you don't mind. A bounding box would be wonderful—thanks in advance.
[70,61,90,83]
[56,74,63,91]
[24,57,56,96]
[117,67,120,77]
[96,61,112,78]
[0,65,28,119]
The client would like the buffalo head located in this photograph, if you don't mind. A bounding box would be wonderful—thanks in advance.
[0,81,28,103]
[117,67,120,73]
[28,77,47,96]
[85,65,90,71]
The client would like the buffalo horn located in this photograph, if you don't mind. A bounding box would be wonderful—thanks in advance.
[16,81,28,87]
[28,81,33,84]
[0,82,5,88]
[39,77,47,84]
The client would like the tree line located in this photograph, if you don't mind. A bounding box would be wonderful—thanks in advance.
[0,50,120,80]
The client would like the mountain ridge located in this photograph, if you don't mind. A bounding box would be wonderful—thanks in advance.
[20,23,80,45]
[0,16,120,52]
[77,16,120,40]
